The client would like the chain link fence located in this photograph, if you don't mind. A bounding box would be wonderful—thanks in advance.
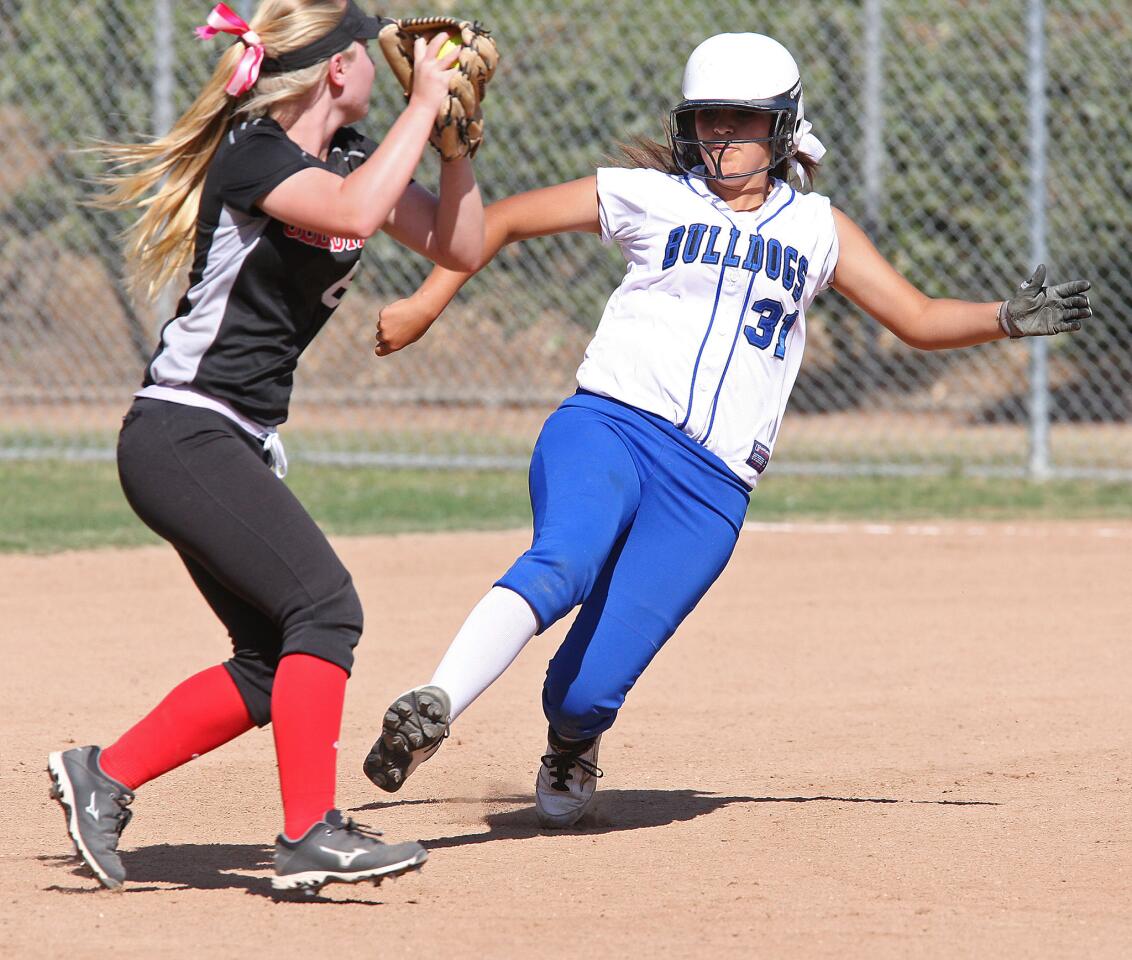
[1,1,1129,478]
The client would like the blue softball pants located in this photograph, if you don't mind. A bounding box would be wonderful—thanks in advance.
[496,392,750,741]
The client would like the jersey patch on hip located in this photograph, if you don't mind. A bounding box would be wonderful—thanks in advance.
[747,441,772,474]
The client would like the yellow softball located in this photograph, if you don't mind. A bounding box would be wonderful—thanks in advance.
[437,35,460,61]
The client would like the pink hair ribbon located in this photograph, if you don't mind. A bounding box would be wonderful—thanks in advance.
[195,3,265,96]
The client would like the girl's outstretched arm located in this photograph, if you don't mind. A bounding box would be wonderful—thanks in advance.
[375,176,600,355]
[830,207,1090,350]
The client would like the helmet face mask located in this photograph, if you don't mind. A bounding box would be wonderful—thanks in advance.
[671,33,805,182]
[670,89,801,181]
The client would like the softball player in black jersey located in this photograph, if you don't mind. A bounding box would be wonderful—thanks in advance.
[46,0,484,895]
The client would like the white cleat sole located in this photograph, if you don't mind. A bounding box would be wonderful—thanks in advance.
[535,802,595,829]
[271,848,428,893]
[47,751,123,891]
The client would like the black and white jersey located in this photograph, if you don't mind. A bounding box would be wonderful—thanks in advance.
[142,117,376,426]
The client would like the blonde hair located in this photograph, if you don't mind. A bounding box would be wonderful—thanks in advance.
[95,0,355,299]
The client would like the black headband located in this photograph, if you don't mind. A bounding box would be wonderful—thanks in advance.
[260,1,382,75]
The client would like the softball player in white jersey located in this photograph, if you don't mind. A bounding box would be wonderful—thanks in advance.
[363,33,1092,827]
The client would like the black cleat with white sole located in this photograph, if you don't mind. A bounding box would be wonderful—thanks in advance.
[47,746,135,890]
[273,809,427,894]
[362,685,451,793]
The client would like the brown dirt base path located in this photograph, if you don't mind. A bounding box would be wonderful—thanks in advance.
[2,523,1129,958]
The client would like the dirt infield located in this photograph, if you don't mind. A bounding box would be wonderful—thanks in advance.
[3,523,1129,958]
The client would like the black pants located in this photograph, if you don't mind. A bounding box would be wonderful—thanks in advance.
[116,399,362,726]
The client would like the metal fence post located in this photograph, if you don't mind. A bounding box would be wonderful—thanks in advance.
[863,0,885,245]
[863,0,885,390]
[1027,0,1051,479]
[152,0,177,329]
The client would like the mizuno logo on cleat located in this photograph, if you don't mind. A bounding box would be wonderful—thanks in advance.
[319,845,367,868]
[85,793,100,820]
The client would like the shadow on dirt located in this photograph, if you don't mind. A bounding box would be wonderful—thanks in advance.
[38,845,397,904]
[352,787,1000,851]
[39,789,999,895]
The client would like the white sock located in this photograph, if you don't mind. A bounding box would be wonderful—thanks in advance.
[430,586,539,721]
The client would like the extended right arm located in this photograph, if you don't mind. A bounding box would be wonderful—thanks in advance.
[375,175,600,355]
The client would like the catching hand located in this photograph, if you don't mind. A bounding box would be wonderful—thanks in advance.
[407,34,461,114]
[377,16,501,161]
[999,264,1092,338]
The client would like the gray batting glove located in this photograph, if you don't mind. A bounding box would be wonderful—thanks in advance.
[998,264,1092,339]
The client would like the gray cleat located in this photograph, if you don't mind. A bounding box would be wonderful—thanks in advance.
[47,746,135,890]
[535,727,603,829]
[362,685,451,792]
[272,809,427,894]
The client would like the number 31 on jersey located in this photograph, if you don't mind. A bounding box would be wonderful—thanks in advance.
[744,297,798,360]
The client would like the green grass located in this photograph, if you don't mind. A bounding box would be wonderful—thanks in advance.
[1,460,1129,553]
[750,471,1132,521]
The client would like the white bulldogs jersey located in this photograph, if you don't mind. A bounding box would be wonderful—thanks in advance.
[577,166,839,487]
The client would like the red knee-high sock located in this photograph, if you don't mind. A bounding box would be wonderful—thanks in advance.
[99,665,254,790]
[272,653,348,841]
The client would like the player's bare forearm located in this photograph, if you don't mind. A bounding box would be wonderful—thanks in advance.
[489,177,601,245]
[829,208,1090,348]
[375,191,522,355]
[260,102,437,238]
[414,177,601,314]
[433,158,484,272]
[412,193,516,310]
[830,207,1006,349]
[376,178,602,356]
[336,101,435,233]
[385,159,484,271]
[897,298,1005,349]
